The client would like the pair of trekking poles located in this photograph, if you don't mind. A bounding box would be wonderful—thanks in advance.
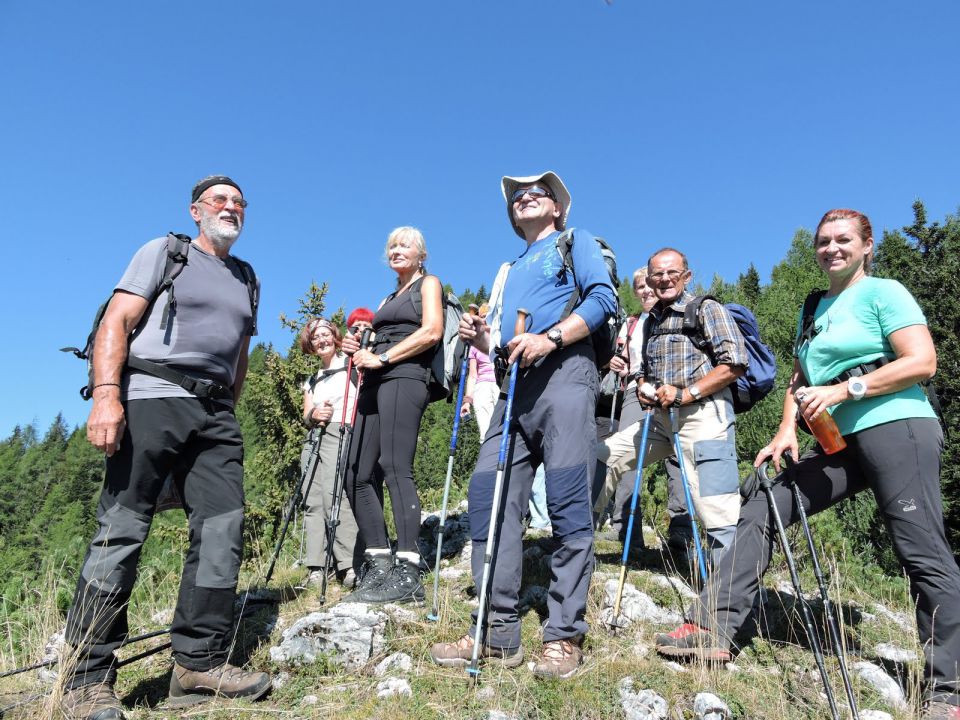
[264,328,373,602]
[609,404,709,628]
[422,307,525,682]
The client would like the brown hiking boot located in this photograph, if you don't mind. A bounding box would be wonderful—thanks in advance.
[654,622,731,662]
[168,661,271,708]
[533,637,583,679]
[429,633,524,668]
[61,681,126,720]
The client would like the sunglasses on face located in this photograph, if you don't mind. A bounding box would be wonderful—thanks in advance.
[511,185,555,204]
[198,194,248,211]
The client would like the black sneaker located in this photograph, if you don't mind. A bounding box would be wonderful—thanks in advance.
[344,553,394,602]
[350,559,425,605]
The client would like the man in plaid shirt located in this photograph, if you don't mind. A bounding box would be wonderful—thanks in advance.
[599,247,747,563]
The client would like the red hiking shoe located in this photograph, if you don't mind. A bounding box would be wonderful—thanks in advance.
[654,623,731,662]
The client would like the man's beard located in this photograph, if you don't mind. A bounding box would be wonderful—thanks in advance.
[199,212,242,252]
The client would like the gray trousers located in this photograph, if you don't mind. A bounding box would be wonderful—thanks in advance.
[468,344,597,648]
[301,423,362,572]
[594,389,689,537]
[689,417,960,705]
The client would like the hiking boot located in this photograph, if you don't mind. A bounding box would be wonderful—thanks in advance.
[533,637,584,679]
[923,701,960,719]
[349,559,424,605]
[429,633,524,668]
[343,553,394,602]
[62,681,126,720]
[337,567,358,589]
[168,661,271,708]
[655,623,731,662]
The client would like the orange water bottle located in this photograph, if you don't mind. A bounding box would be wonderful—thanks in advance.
[797,391,847,454]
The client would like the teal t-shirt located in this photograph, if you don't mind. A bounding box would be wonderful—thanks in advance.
[795,276,935,435]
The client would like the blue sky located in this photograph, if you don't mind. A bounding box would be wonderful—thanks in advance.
[2,1,958,436]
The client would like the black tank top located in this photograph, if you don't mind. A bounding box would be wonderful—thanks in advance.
[370,276,433,383]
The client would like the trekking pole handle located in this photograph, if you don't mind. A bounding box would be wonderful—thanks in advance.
[515,308,530,337]
[359,328,373,349]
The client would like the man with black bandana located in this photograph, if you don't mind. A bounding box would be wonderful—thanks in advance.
[61,176,270,720]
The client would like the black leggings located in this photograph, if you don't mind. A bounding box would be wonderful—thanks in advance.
[345,376,429,553]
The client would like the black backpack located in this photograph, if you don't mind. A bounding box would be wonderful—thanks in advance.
[62,233,259,400]
[407,277,468,403]
[554,228,624,369]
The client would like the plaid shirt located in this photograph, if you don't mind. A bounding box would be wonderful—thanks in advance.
[642,292,748,388]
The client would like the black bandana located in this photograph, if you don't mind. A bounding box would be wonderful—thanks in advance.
[191,175,242,203]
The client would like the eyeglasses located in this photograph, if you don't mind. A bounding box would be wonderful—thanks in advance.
[197,194,248,210]
[649,269,685,282]
[511,185,555,204]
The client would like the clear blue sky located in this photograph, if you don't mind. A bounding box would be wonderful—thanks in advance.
[2,1,958,436]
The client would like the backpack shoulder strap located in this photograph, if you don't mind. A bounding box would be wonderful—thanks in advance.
[795,289,826,354]
[158,233,192,330]
[556,228,580,321]
[230,255,259,335]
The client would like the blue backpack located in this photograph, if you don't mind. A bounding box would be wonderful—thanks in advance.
[649,295,776,414]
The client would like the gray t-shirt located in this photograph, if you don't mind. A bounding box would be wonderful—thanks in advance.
[119,236,259,404]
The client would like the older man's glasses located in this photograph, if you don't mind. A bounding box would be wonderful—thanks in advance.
[198,194,248,210]
[649,270,685,282]
[511,185,555,203]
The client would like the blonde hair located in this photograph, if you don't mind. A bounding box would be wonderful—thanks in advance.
[384,226,428,272]
[632,267,648,290]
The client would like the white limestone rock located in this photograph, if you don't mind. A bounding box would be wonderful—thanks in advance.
[600,579,682,627]
[853,661,907,708]
[694,691,730,719]
[618,678,669,719]
[269,602,387,669]
[647,573,698,599]
[874,642,918,663]
[374,652,413,677]
[376,677,412,699]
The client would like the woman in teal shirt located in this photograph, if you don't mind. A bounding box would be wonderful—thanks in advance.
[656,208,960,718]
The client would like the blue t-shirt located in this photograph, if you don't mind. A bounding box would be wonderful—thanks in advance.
[498,229,617,349]
[795,276,935,435]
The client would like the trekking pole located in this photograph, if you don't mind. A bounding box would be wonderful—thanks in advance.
[668,407,708,584]
[467,308,529,681]
[608,408,653,632]
[756,461,841,720]
[427,304,479,621]
[607,370,621,434]
[264,424,325,586]
[782,454,860,720]
[319,328,373,603]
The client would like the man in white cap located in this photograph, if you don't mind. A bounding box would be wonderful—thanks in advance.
[430,171,617,678]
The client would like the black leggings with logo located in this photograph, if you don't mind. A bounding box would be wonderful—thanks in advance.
[344,376,429,553]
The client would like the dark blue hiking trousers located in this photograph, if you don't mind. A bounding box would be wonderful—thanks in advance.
[468,343,598,649]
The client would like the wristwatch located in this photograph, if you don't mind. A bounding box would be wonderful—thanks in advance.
[847,377,867,401]
[689,384,702,402]
[546,327,564,350]
[378,352,390,366]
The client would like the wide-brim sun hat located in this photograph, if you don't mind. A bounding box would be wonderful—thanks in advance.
[501,171,571,239]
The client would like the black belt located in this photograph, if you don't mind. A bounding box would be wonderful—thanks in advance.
[127,356,233,401]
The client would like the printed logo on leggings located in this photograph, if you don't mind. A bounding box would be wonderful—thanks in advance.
[898,499,917,513]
